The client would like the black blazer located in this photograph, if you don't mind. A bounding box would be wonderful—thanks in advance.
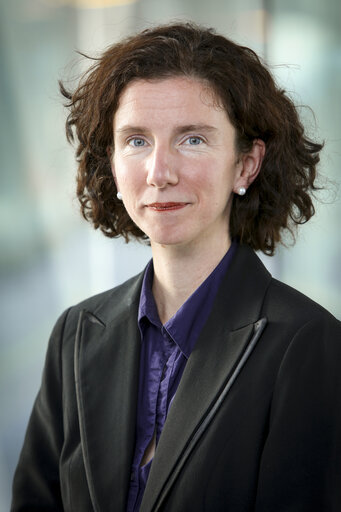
[11,245,341,511]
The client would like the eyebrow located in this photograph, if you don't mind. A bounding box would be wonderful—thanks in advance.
[174,124,218,135]
[115,124,218,135]
[115,126,147,134]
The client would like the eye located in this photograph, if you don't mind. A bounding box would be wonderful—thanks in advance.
[128,137,146,147]
[183,136,204,146]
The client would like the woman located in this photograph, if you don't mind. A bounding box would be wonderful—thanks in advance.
[12,22,341,512]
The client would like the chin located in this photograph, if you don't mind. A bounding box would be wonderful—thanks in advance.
[148,229,190,247]
[150,236,185,247]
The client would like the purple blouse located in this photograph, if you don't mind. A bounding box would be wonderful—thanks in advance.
[126,242,236,511]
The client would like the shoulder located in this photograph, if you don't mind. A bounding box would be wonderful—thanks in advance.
[236,246,341,354]
[231,244,339,329]
[50,270,145,346]
[71,270,144,319]
[260,277,341,368]
[265,276,339,326]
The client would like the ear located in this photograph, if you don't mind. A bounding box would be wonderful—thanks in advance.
[233,139,265,194]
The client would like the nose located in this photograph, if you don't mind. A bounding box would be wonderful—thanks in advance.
[146,144,179,188]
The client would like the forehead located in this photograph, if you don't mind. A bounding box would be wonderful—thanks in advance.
[113,76,229,128]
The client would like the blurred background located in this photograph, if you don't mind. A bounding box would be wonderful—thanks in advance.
[1,0,340,508]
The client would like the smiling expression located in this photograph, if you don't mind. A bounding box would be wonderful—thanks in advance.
[111,76,248,251]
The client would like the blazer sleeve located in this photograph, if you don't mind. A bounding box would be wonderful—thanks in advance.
[11,309,70,511]
[255,313,341,511]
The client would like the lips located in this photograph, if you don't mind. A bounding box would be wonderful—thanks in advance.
[147,202,187,211]
[147,201,187,212]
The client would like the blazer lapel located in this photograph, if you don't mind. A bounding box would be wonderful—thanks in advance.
[140,246,272,511]
[74,274,144,512]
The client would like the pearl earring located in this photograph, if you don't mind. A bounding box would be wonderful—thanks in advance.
[117,191,122,200]
[238,187,246,196]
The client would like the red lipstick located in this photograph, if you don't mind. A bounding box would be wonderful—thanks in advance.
[147,202,187,211]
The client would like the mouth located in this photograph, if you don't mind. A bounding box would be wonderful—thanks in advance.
[146,202,188,211]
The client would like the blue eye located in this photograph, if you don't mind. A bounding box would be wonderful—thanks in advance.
[186,136,203,145]
[128,138,146,147]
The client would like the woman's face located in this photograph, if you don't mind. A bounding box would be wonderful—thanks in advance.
[111,76,259,251]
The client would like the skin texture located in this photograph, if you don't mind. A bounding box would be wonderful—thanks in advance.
[111,76,264,322]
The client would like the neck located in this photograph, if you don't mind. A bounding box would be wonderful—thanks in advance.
[151,235,231,324]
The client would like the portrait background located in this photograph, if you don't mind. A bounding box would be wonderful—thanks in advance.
[1,0,340,509]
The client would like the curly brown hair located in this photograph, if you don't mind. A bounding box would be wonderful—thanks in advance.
[60,22,323,255]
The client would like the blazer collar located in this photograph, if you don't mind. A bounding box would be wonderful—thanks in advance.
[140,245,272,511]
[74,272,144,512]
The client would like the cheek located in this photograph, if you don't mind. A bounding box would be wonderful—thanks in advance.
[202,170,237,209]
[193,160,234,193]
[113,159,133,190]
[114,154,145,180]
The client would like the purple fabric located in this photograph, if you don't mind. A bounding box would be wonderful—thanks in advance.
[126,242,236,511]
